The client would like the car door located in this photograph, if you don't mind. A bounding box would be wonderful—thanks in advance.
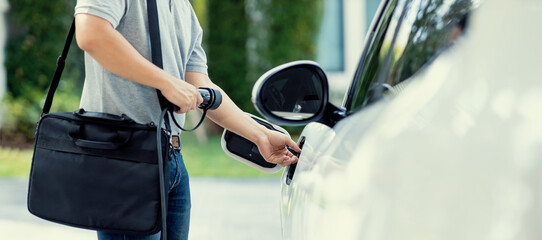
[280,0,476,239]
[221,0,476,239]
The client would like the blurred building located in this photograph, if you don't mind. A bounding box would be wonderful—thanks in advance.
[316,0,380,105]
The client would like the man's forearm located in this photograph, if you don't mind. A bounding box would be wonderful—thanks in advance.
[75,14,174,91]
[185,72,270,144]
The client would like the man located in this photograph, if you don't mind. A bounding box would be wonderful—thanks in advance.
[74,0,300,239]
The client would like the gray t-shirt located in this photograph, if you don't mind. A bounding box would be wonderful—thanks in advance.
[75,0,208,133]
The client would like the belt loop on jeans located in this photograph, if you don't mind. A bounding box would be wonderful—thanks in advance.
[170,134,181,150]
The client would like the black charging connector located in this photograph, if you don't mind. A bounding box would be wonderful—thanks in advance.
[172,88,222,112]
[170,88,223,132]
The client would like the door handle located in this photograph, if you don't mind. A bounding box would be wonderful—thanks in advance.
[286,136,305,185]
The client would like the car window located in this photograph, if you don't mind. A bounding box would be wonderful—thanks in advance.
[345,0,474,114]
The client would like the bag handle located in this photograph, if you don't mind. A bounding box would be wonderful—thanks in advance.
[70,129,133,150]
[73,108,136,123]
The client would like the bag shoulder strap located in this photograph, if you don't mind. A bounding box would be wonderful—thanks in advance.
[146,1,170,240]
[146,0,173,111]
[41,20,75,116]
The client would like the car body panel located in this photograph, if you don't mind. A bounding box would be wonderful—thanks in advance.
[278,0,477,239]
[310,2,542,238]
[279,122,334,239]
[292,49,455,240]
[280,102,389,240]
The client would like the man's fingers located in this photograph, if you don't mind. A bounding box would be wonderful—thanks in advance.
[196,93,204,107]
[174,104,193,113]
[286,137,302,152]
[191,91,199,109]
[279,156,297,166]
[166,83,201,114]
[286,150,294,157]
[275,152,298,166]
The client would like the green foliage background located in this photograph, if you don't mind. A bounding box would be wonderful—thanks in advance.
[3,0,83,140]
[207,0,250,111]
[263,0,323,68]
[206,0,323,115]
[1,0,323,140]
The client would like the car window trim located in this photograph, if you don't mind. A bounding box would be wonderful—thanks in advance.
[371,0,410,99]
[343,0,392,112]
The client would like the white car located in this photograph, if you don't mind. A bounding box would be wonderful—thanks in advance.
[224,0,542,239]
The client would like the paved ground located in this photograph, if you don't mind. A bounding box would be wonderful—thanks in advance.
[0,177,282,240]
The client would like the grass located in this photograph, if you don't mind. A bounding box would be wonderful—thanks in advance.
[182,132,283,177]
[0,147,34,177]
[0,132,283,178]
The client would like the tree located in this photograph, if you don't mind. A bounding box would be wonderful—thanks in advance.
[2,0,82,140]
[207,0,323,117]
[262,0,323,67]
[207,0,250,113]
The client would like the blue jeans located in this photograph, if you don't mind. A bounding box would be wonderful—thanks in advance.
[97,148,191,240]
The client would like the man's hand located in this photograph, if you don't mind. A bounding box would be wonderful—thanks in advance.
[256,130,302,166]
[160,79,203,114]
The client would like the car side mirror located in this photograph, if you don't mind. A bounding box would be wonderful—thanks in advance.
[252,61,329,126]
